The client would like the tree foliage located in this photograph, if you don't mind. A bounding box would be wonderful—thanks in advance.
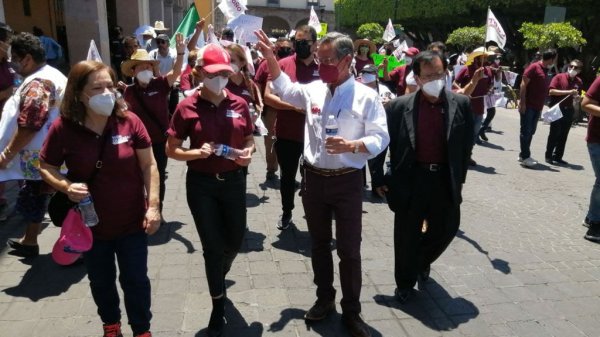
[445,26,485,50]
[519,22,587,50]
[356,23,385,44]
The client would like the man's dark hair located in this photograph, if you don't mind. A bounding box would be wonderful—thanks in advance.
[32,26,44,37]
[295,25,317,42]
[221,27,234,40]
[276,37,290,44]
[427,41,447,54]
[10,32,46,63]
[413,51,448,76]
[542,49,557,61]
[0,22,13,43]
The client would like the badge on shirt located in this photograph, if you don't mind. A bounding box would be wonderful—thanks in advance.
[226,110,242,118]
[112,135,131,145]
[241,90,250,97]
[312,70,320,77]
[147,91,159,97]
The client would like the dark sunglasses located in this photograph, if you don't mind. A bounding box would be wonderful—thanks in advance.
[568,65,581,69]
[156,40,168,45]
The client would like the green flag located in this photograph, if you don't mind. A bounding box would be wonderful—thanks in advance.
[170,4,200,48]
[371,54,405,77]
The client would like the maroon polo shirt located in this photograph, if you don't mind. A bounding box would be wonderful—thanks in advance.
[389,65,409,96]
[549,72,583,108]
[523,61,548,111]
[416,94,447,164]
[455,65,493,115]
[179,65,194,92]
[273,54,320,142]
[167,89,253,173]
[40,114,152,240]
[254,58,269,96]
[123,76,171,144]
[586,77,600,144]
[354,56,373,73]
[226,79,254,105]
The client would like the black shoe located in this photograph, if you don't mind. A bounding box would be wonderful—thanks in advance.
[208,298,225,337]
[7,239,39,257]
[584,222,600,243]
[479,132,488,142]
[394,287,412,304]
[304,300,335,321]
[469,159,477,166]
[583,217,591,228]
[419,266,431,282]
[545,157,555,165]
[294,181,301,189]
[341,313,372,337]
[266,170,277,181]
[554,158,569,165]
[276,212,292,230]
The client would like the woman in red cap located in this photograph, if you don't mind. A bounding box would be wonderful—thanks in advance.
[166,43,254,337]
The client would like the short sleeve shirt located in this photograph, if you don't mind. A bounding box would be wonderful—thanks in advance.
[389,65,409,96]
[40,114,152,240]
[354,57,373,74]
[549,72,582,108]
[454,65,493,115]
[226,79,255,106]
[254,59,269,96]
[586,77,600,144]
[167,89,253,173]
[123,76,171,143]
[523,61,548,111]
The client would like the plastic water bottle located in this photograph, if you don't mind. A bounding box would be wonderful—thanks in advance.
[214,144,244,161]
[325,114,339,137]
[79,195,99,227]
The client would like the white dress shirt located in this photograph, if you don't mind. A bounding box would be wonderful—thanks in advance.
[272,72,389,170]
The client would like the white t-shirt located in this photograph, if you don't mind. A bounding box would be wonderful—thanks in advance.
[149,48,177,76]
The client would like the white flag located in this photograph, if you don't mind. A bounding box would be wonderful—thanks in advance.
[207,24,219,45]
[392,40,408,59]
[382,19,395,42]
[542,104,563,124]
[485,8,506,48]
[86,40,102,62]
[308,6,322,34]
[218,0,247,23]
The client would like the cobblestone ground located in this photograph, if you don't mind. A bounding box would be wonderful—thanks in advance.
[1,107,599,337]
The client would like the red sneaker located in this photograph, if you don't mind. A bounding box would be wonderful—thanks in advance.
[102,322,123,337]
[135,332,152,337]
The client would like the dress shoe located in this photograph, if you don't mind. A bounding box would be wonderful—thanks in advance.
[394,287,413,304]
[469,159,477,166]
[341,313,372,337]
[304,300,335,321]
[553,158,569,165]
[7,239,39,257]
[545,157,555,165]
[479,132,489,142]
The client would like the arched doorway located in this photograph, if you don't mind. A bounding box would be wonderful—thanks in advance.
[262,16,290,38]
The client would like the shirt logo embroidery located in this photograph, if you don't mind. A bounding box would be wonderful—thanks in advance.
[112,135,131,145]
[241,90,250,96]
[147,91,159,96]
[312,70,319,77]
[226,110,242,118]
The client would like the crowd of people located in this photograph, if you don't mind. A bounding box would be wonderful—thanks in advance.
[0,16,599,337]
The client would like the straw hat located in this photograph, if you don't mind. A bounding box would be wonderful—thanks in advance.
[466,47,496,66]
[154,21,169,31]
[353,39,376,55]
[121,49,160,77]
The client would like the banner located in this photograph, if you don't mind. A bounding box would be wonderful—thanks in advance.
[485,8,507,48]
[86,40,102,62]
[218,0,247,23]
[372,54,405,77]
[382,18,395,42]
[317,23,328,39]
[392,40,408,59]
[227,14,263,43]
[308,6,322,34]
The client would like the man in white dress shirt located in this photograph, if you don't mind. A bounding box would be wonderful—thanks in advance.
[255,30,389,337]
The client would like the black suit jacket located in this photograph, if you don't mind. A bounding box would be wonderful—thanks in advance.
[384,89,474,210]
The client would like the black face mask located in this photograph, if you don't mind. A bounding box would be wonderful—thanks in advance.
[294,40,313,60]
[277,47,293,59]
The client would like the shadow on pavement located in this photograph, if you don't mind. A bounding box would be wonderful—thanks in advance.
[239,229,266,253]
[195,298,264,337]
[148,221,196,254]
[529,163,560,172]
[2,254,86,301]
[374,278,479,331]
[271,225,313,258]
[559,162,584,171]
[456,229,511,274]
[269,308,384,336]
[246,192,270,208]
[470,164,497,174]
[478,142,505,151]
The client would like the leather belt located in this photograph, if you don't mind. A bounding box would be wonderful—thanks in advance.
[302,162,358,177]
[192,169,244,181]
[416,163,446,172]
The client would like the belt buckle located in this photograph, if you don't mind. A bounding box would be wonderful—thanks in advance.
[429,164,439,172]
[215,173,225,181]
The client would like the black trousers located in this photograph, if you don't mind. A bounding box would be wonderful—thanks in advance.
[152,141,168,212]
[367,146,388,188]
[393,167,460,289]
[479,107,496,134]
[186,169,246,297]
[274,138,303,214]
[545,106,574,161]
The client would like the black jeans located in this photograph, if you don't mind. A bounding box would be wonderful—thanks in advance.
[152,141,168,212]
[83,232,151,335]
[479,107,496,134]
[546,106,574,161]
[275,138,303,214]
[186,169,246,297]
[393,167,460,289]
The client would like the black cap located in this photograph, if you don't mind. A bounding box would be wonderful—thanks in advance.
[155,33,169,41]
[360,64,378,74]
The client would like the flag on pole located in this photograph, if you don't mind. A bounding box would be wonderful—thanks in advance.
[392,40,408,59]
[485,8,507,48]
[170,4,201,48]
[308,6,322,34]
[207,24,219,44]
[86,40,102,62]
[218,0,247,23]
[382,18,395,42]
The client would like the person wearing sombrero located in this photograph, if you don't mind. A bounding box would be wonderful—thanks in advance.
[122,33,185,220]
[353,39,376,74]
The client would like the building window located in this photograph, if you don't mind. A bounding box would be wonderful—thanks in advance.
[23,0,32,16]
[267,0,280,6]
[307,0,319,7]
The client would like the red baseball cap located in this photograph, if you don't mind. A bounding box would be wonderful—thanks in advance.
[52,209,93,266]
[405,47,420,56]
[198,44,234,74]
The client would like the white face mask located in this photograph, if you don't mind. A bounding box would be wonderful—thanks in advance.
[231,63,240,73]
[203,76,229,94]
[494,59,501,65]
[403,56,413,66]
[421,79,445,98]
[568,69,578,78]
[136,70,153,84]
[361,73,377,84]
[88,92,115,117]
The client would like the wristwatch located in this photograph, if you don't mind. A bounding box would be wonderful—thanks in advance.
[352,142,360,154]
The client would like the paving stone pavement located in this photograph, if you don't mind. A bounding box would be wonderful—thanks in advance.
[1,107,599,337]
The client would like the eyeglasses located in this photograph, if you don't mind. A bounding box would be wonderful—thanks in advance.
[156,40,168,45]
[315,56,339,65]
[418,72,445,82]
[568,65,581,70]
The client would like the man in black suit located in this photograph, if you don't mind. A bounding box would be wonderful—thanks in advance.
[378,51,474,303]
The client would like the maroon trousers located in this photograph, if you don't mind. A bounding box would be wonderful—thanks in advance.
[301,168,364,314]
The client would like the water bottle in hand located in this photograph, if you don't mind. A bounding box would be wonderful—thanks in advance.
[79,195,99,227]
[325,114,339,138]
[214,144,244,161]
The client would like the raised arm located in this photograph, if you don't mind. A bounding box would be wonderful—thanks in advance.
[166,33,186,86]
